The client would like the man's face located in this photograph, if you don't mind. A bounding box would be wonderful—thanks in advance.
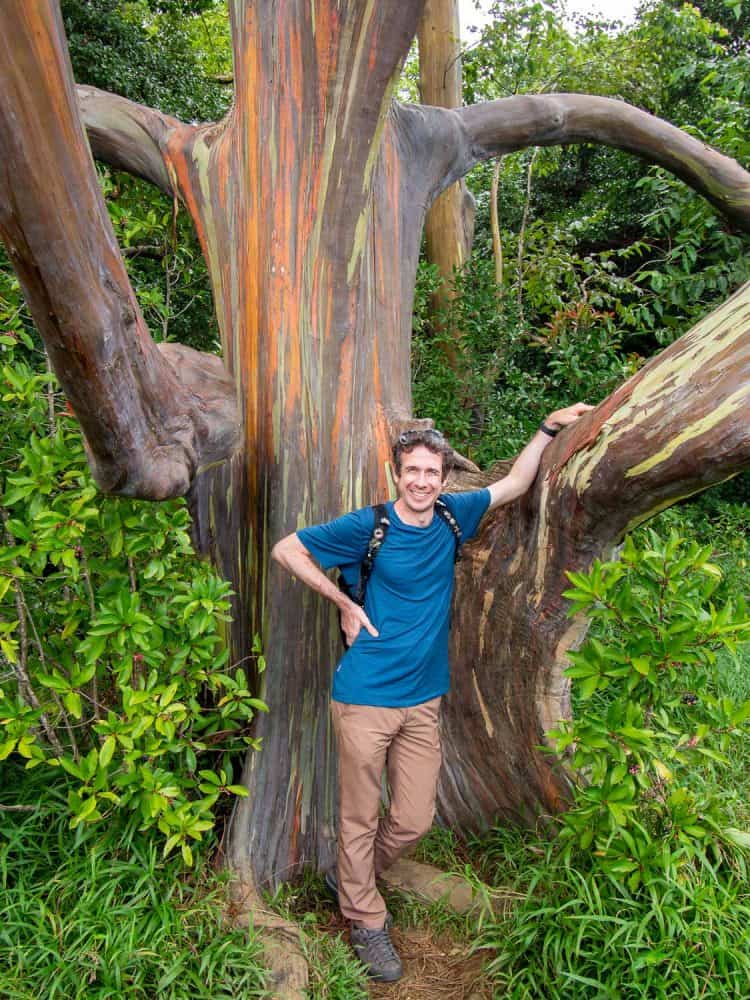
[393,445,446,515]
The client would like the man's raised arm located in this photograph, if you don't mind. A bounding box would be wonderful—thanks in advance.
[487,403,592,511]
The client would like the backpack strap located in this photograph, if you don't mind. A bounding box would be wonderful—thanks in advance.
[355,503,390,605]
[434,497,462,562]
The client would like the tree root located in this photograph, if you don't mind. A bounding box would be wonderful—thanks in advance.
[381,857,515,916]
[222,859,511,997]
[227,875,309,1000]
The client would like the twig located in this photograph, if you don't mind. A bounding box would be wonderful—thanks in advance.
[490,157,504,295]
[78,547,100,721]
[0,507,64,756]
[516,147,539,326]
[44,350,57,436]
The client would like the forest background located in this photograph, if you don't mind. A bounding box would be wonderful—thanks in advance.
[1,1,750,997]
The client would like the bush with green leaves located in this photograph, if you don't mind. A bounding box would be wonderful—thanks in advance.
[549,530,750,888]
[472,527,750,999]
[0,275,263,864]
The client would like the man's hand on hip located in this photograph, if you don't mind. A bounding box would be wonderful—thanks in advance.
[340,599,379,647]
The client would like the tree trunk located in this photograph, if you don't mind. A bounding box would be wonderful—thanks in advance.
[440,281,750,825]
[2,0,750,896]
[418,0,475,370]
[171,1,429,888]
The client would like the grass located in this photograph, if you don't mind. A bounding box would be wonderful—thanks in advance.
[474,853,750,999]
[0,762,270,1000]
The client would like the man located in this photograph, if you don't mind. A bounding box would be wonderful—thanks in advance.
[271,403,591,981]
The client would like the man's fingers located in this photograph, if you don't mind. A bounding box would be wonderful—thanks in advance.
[360,611,379,637]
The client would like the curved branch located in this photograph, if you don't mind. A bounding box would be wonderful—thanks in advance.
[544,279,750,541]
[0,1,239,499]
[76,85,190,197]
[421,94,750,231]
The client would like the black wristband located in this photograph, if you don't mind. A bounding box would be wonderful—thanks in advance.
[540,422,559,438]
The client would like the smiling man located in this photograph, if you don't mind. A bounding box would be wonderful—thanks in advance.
[271,404,590,980]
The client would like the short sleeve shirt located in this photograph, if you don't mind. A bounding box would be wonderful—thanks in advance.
[297,489,491,707]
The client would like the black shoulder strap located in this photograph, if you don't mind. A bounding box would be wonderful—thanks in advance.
[434,497,462,562]
[354,503,390,605]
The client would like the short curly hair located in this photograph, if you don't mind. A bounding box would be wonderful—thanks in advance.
[391,428,454,478]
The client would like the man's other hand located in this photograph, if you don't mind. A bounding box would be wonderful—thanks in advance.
[340,600,379,646]
[545,402,594,430]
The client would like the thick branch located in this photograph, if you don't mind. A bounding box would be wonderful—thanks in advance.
[543,279,750,541]
[76,85,188,197]
[0,1,239,499]
[415,94,750,231]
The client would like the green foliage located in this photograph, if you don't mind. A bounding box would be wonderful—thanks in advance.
[99,167,220,353]
[0,279,263,864]
[62,0,231,122]
[0,764,269,999]
[549,530,750,888]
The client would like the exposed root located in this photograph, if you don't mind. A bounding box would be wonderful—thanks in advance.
[227,874,309,1000]
[380,858,514,916]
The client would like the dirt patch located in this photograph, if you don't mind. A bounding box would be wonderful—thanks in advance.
[368,925,493,1000]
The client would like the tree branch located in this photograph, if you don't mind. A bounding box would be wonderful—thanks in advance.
[0,1,239,500]
[542,280,750,543]
[421,94,750,231]
[76,85,188,197]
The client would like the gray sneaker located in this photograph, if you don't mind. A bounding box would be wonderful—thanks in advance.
[350,921,403,982]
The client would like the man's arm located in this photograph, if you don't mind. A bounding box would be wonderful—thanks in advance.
[271,533,379,645]
[487,402,593,511]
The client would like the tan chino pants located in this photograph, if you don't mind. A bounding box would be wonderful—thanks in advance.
[331,696,442,928]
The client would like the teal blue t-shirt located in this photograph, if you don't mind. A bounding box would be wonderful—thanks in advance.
[297,490,491,707]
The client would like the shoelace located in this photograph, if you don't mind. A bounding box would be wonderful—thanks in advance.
[356,926,399,965]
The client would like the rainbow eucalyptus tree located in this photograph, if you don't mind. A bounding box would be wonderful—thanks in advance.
[2,1,750,903]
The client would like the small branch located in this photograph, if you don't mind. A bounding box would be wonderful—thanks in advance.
[78,548,100,722]
[517,148,538,325]
[490,157,503,293]
[44,351,57,436]
[0,508,65,757]
[122,244,165,260]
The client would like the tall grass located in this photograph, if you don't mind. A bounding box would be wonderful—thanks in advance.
[0,763,269,1000]
[476,853,750,999]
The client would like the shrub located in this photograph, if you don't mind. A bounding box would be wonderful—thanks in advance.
[550,529,750,887]
[0,286,263,863]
